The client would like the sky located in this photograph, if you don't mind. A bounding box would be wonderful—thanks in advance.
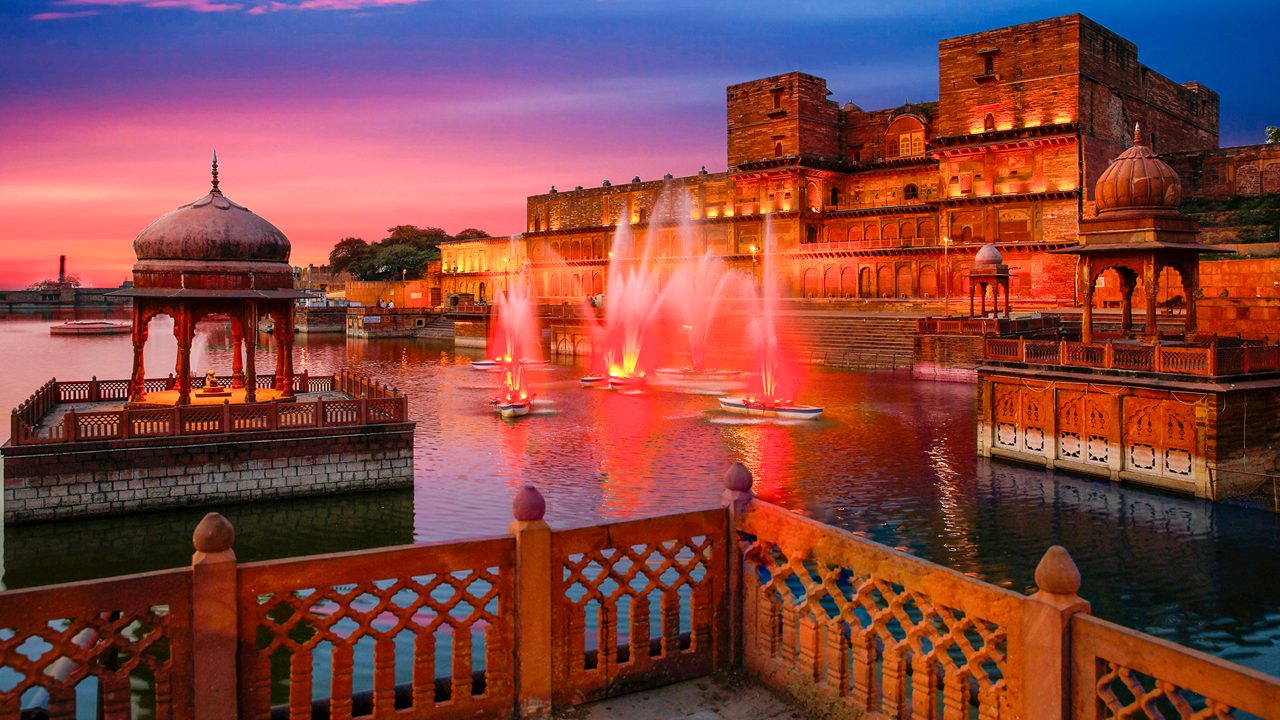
[0,0,1275,287]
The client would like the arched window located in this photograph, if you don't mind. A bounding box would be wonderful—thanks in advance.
[984,113,996,132]
[773,92,781,110]
[904,184,919,200]
[774,142,783,157]
[984,55,994,76]
[829,186,840,206]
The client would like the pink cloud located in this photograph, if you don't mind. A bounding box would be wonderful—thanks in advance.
[43,0,426,14]
[31,10,100,19]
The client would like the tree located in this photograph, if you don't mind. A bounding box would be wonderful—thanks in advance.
[1267,126,1280,144]
[350,244,433,281]
[454,228,491,241]
[328,237,370,274]
[28,275,80,290]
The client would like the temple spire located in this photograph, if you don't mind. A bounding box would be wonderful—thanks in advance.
[1133,122,1144,147]
[210,149,221,195]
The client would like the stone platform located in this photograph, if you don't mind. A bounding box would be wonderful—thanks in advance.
[3,372,415,522]
[555,675,798,720]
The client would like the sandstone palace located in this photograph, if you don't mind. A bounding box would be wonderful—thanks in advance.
[436,14,1278,308]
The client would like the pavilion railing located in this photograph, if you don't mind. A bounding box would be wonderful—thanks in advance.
[982,337,1280,378]
[7,370,406,446]
[916,314,1062,336]
[3,465,1276,720]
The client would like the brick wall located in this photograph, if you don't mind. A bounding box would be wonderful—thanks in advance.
[2,424,415,523]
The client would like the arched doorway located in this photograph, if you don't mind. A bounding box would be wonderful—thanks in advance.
[823,268,839,298]
[803,268,821,298]
[858,268,873,298]
[919,264,938,297]
[895,265,913,297]
[478,282,486,302]
[877,266,893,297]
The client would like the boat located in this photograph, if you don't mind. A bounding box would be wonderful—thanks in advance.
[580,376,609,387]
[717,396,823,420]
[493,397,534,418]
[471,359,502,370]
[50,321,130,336]
[607,375,644,390]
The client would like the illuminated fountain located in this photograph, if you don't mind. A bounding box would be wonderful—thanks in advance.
[654,250,746,382]
[580,221,661,390]
[718,223,823,420]
[486,271,542,418]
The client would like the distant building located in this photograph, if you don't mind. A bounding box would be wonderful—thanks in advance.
[433,14,1275,306]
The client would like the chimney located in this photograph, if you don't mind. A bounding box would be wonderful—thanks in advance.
[58,255,66,283]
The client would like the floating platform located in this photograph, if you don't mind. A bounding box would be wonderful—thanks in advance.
[718,396,824,420]
[49,321,130,336]
[493,397,534,418]
[473,358,549,371]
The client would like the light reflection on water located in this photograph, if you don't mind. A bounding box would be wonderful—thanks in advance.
[2,317,1280,675]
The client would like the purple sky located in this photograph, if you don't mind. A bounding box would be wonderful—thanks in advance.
[1,0,1275,286]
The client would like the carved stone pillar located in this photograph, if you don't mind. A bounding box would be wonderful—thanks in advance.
[1144,261,1160,341]
[129,309,149,403]
[244,303,258,403]
[1081,284,1094,346]
[280,305,295,399]
[175,306,194,406]
[273,309,287,393]
[230,316,245,389]
[1119,271,1137,336]
[1183,261,1198,338]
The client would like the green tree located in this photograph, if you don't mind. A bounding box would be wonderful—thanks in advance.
[1267,126,1280,144]
[28,275,81,290]
[382,225,450,256]
[328,237,369,274]
[350,244,432,281]
[454,228,491,241]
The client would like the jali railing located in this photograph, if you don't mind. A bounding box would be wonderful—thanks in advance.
[2,465,1277,720]
[983,337,1280,379]
[7,371,405,446]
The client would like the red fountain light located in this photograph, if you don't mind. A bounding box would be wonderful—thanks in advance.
[487,269,542,417]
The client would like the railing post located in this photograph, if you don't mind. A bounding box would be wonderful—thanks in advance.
[191,512,238,720]
[1104,340,1114,369]
[359,396,369,425]
[1018,336,1026,362]
[316,396,325,427]
[722,463,754,669]
[268,399,279,430]
[63,408,77,442]
[510,485,552,718]
[90,376,100,402]
[1020,546,1089,720]
[1058,338,1067,364]
[1154,337,1164,373]
[222,399,232,433]
[11,410,21,445]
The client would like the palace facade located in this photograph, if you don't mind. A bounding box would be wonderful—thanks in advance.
[439,14,1275,306]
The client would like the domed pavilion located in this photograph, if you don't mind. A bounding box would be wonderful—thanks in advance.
[967,243,1011,319]
[112,154,310,406]
[1053,124,1229,344]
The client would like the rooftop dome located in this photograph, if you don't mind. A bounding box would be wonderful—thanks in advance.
[974,243,1003,265]
[133,154,289,263]
[1094,124,1182,215]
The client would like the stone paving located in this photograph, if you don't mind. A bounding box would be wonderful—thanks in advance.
[553,674,803,720]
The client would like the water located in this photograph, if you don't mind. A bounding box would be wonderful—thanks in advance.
[3,315,1280,677]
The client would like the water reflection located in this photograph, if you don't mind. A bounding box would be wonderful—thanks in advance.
[2,319,1279,675]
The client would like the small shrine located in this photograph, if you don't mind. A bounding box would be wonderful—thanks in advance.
[1053,124,1227,343]
[112,153,310,406]
[968,243,1012,319]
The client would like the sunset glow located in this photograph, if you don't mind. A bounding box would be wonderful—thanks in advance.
[1,0,1273,287]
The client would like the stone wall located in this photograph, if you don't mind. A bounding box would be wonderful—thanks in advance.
[2,423,414,523]
[294,306,346,334]
[912,334,985,382]
[345,309,455,339]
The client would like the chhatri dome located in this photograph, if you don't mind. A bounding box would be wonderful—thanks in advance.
[1093,124,1182,215]
[974,243,1003,266]
[129,152,294,292]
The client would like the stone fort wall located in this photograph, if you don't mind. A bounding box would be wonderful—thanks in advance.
[2,423,414,523]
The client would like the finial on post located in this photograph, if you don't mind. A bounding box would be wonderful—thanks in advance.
[210,149,221,195]
[1132,122,1144,147]
[1034,545,1081,597]
[193,512,235,554]
[722,462,754,513]
[512,483,546,522]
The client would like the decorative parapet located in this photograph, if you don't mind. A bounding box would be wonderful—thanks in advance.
[6,369,408,447]
[1,464,1276,719]
[983,336,1280,379]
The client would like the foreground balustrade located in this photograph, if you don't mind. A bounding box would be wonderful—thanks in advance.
[1,465,1277,719]
[7,370,407,446]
